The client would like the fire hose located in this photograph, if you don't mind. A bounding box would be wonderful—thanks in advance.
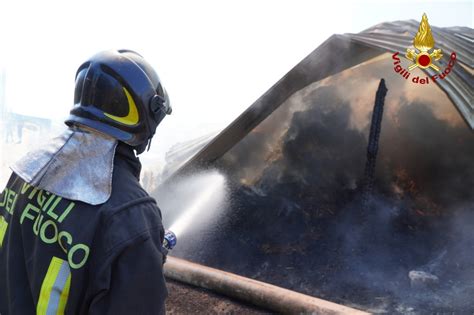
[162,222,370,314]
[162,242,370,315]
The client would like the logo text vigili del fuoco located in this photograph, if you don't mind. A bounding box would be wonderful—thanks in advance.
[392,13,457,85]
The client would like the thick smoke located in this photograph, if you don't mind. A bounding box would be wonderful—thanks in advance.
[164,55,473,313]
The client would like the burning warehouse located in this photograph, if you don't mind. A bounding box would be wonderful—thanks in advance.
[156,19,473,313]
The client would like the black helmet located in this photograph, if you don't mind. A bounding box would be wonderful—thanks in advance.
[66,49,172,154]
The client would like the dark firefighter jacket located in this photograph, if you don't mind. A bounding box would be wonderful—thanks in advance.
[0,143,168,314]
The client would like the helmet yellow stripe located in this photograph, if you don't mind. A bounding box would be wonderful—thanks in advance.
[104,87,139,126]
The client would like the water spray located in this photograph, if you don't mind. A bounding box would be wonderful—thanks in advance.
[161,171,226,251]
[168,172,226,238]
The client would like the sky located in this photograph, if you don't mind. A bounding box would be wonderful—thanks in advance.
[0,0,472,160]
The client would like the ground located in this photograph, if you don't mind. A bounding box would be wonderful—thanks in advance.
[165,279,271,315]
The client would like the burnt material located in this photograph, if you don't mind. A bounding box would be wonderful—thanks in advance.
[157,24,474,314]
[166,36,383,180]
[361,79,388,216]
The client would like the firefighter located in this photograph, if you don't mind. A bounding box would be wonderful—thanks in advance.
[0,50,172,314]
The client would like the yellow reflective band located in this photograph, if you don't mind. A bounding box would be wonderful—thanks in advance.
[56,275,71,315]
[103,87,139,126]
[0,215,8,247]
[37,257,71,315]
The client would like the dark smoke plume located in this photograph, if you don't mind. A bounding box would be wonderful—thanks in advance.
[160,55,474,314]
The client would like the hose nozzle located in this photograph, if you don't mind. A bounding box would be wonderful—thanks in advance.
[163,230,177,250]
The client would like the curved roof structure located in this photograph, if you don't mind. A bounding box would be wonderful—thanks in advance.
[165,20,472,176]
[155,21,473,313]
[349,20,472,128]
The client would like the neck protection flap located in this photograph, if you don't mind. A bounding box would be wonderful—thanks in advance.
[11,127,118,205]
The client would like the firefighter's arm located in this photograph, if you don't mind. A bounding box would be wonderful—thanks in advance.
[89,226,168,315]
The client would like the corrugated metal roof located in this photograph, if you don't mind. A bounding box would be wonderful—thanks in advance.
[163,20,473,180]
[347,20,473,128]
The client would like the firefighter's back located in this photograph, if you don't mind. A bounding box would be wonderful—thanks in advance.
[0,143,167,314]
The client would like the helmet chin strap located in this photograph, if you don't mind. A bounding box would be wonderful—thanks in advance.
[133,136,154,155]
[146,137,153,152]
[133,140,148,155]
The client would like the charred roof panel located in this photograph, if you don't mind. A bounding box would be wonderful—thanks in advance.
[168,21,472,179]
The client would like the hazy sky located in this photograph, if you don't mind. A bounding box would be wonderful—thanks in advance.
[0,0,471,158]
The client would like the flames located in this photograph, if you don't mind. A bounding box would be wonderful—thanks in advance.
[393,167,442,216]
[413,13,435,52]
